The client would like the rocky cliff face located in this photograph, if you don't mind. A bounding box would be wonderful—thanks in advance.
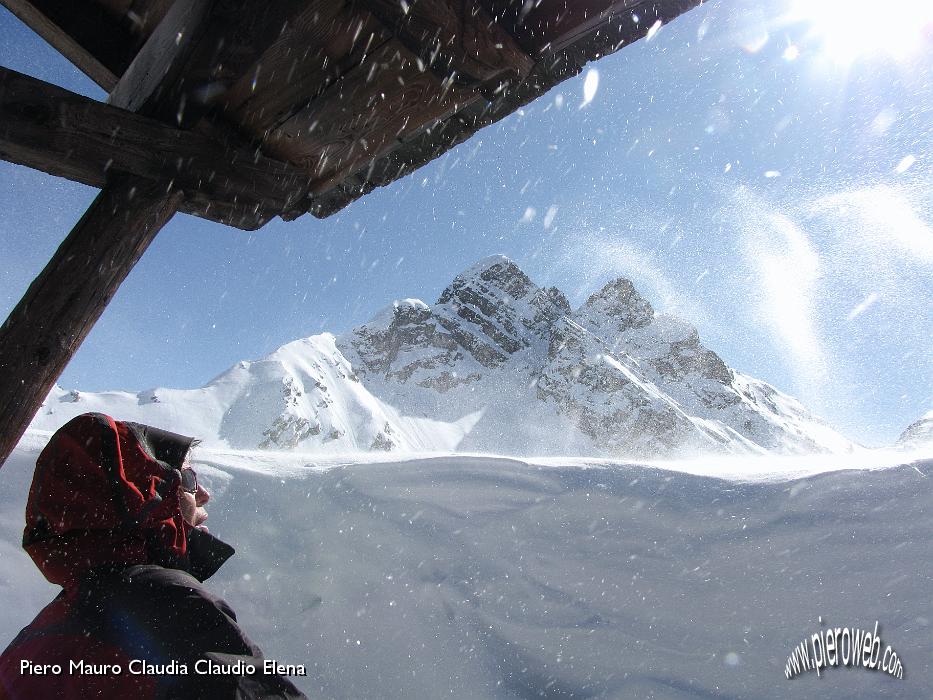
[346,257,571,383]
[34,256,854,458]
[536,316,711,455]
[897,411,933,450]
[336,255,851,457]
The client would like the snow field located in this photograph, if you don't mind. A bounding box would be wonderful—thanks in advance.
[3,434,931,698]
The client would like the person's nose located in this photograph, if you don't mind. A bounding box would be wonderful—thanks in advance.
[196,484,210,507]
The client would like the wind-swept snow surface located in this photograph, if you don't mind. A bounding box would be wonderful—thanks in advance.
[2,434,930,699]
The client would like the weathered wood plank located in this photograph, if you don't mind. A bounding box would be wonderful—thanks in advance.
[359,0,533,86]
[221,0,391,136]
[266,39,480,193]
[0,67,308,224]
[94,0,175,38]
[147,0,312,128]
[0,0,144,89]
[108,0,214,113]
[0,175,183,468]
[482,0,644,56]
[297,97,488,219]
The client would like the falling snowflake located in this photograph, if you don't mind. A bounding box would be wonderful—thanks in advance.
[646,20,663,41]
[580,69,599,109]
[895,155,915,173]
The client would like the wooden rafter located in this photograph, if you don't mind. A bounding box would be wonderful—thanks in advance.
[266,38,479,195]
[0,67,309,228]
[220,0,391,136]
[0,0,151,90]
[107,0,213,113]
[483,0,698,56]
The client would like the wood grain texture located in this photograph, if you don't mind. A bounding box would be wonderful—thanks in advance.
[94,0,174,37]
[481,0,645,56]
[108,0,214,113]
[221,0,391,136]
[0,67,308,225]
[267,39,480,193]
[360,0,532,85]
[151,0,312,128]
[0,175,182,467]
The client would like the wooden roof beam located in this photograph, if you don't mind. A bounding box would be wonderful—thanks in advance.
[0,0,146,90]
[155,0,314,130]
[482,0,695,56]
[0,67,310,227]
[107,0,213,114]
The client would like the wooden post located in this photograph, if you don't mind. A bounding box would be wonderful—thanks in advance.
[0,0,210,468]
[0,175,182,467]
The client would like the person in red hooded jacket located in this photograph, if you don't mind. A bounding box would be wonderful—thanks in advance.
[0,413,306,699]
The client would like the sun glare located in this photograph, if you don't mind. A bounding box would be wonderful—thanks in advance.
[790,0,933,64]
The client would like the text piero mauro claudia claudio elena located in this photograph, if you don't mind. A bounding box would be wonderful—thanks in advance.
[19,658,307,677]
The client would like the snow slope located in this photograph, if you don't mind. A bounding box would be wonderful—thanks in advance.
[2,433,931,699]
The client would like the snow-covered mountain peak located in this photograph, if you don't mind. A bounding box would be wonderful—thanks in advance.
[33,257,856,459]
[364,298,430,328]
[428,256,569,366]
[443,254,526,290]
[897,410,933,450]
[575,277,654,333]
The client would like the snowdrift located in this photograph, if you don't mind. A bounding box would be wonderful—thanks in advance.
[2,434,931,698]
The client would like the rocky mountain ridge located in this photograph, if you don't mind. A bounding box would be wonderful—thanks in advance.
[33,256,856,458]
[897,411,933,450]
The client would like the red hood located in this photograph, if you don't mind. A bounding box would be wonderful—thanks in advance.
[24,413,193,590]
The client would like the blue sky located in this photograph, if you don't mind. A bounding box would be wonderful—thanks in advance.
[1,0,930,446]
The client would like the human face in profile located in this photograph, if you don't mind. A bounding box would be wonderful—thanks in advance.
[178,462,210,531]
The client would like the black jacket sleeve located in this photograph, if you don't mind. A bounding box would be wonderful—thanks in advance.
[81,564,307,700]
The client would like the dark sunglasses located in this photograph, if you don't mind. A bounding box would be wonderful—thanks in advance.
[180,467,199,494]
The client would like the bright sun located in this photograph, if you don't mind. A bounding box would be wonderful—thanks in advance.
[789,0,933,64]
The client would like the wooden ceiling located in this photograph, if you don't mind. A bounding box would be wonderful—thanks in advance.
[2,0,702,230]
